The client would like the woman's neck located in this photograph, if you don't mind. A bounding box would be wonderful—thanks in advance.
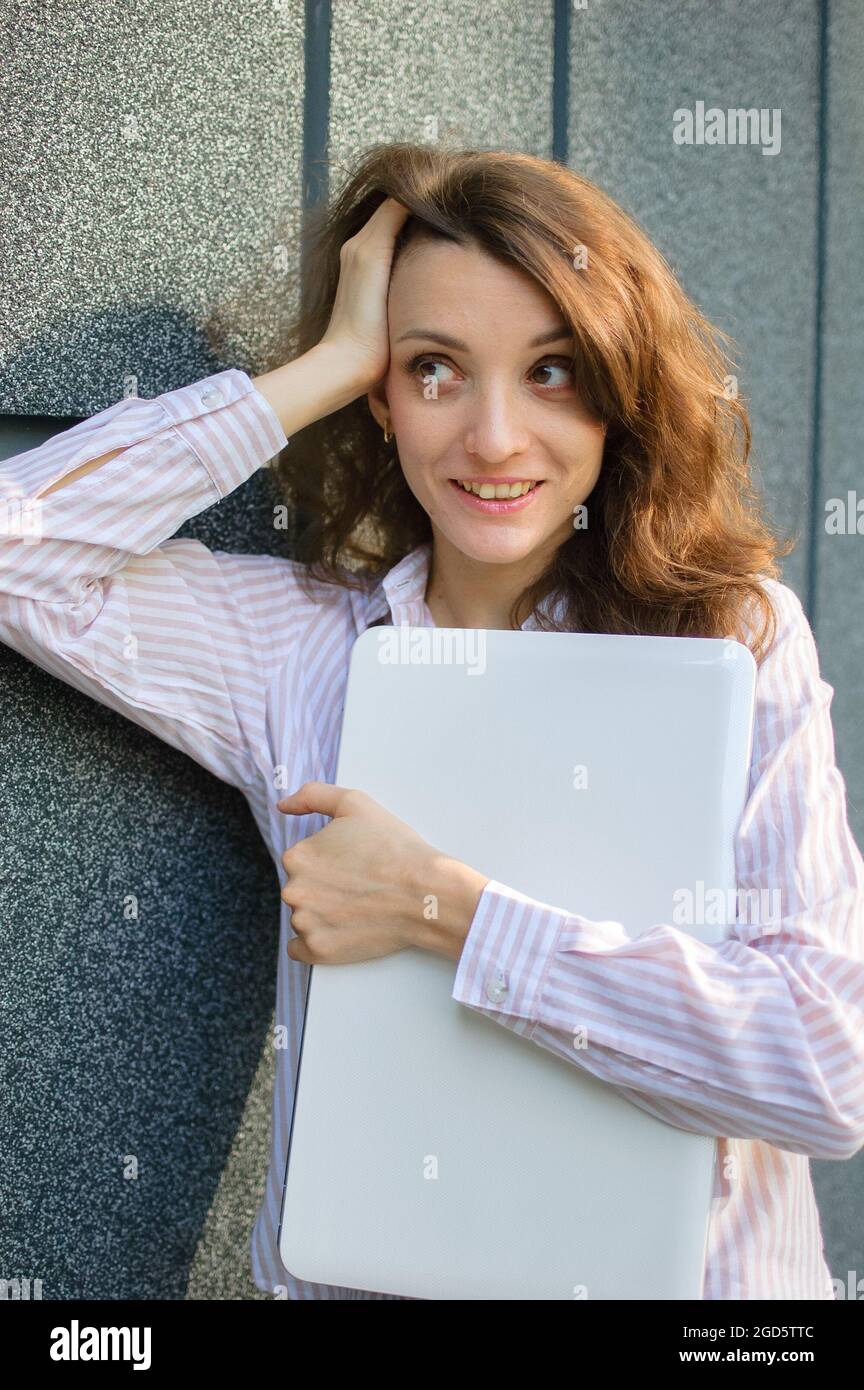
[424,533,553,630]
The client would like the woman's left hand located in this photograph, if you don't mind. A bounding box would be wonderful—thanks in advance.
[276,781,488,965]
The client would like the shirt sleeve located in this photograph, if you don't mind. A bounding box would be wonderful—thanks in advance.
[451,580,864,1163]
[0,368,290,792]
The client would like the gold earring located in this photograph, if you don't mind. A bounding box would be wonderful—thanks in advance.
[383,417,392,444]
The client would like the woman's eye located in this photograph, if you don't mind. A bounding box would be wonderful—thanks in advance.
[409,357,456,387]
[531,358,575,389]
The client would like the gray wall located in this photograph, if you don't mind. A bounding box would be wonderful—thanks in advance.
[1,0,860,1300]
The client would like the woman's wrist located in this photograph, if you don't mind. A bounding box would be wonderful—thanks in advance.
[406,850,490,961]
[251,342,371,438]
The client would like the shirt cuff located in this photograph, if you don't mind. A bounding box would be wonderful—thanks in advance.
[451,879,636,1023]
[450,878,572,1021]
[157,368,289,497]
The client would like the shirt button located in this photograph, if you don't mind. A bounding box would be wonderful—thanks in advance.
[485,968,509,1003]
[200,386,222,406]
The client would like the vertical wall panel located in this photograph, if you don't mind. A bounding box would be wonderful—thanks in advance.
[567,0,820,602]
[0,1,307,413]
[817,0,864,833]
[0,0,308,1302]
[809,0,864,1292]
[330,0,554,160]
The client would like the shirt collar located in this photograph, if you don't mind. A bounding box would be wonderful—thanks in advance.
[378,542,435,628]
[367,541,565,631]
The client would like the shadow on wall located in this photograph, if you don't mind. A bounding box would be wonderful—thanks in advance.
[0,306,231,416]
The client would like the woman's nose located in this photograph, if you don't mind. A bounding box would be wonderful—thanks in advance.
[463,391,530,461]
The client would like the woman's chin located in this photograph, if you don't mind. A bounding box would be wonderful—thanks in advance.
[437,518,550,567]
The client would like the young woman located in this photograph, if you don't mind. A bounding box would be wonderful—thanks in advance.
[2,144,862,1301]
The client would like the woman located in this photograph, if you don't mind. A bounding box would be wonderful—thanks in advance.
[1,143,862,1301]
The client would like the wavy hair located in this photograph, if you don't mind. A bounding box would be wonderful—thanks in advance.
[270,142,797,663]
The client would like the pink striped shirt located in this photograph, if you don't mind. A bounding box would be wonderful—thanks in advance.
[2,367,862,1300]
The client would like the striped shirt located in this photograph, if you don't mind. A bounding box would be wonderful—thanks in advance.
[1,366,862,1301]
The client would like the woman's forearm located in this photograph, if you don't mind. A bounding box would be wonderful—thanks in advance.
[251,343,371,439]
[39,346,368,499]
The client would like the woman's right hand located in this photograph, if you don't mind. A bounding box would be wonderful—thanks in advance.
[251,197,412,438]
[318,197,412,390]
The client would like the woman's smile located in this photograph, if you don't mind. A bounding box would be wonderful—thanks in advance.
[447,476,545,514]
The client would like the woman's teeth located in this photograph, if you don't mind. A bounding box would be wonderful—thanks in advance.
[455,480,539,498]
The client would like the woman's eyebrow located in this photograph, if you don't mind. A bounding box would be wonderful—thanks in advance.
[394,326,573,350]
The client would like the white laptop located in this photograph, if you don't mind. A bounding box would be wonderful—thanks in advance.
[278,625,756,1300]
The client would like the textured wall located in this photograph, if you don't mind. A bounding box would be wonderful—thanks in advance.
[0,0,305,414]
[1,0,861,1300]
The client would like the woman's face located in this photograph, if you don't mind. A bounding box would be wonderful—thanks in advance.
[368,238,607,569]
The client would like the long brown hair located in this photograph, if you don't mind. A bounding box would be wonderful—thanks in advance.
[271,142,796,663]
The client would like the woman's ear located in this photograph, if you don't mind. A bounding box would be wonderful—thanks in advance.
[365,378,390,431]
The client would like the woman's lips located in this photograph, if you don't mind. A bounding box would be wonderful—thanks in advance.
[447,478,544,514]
